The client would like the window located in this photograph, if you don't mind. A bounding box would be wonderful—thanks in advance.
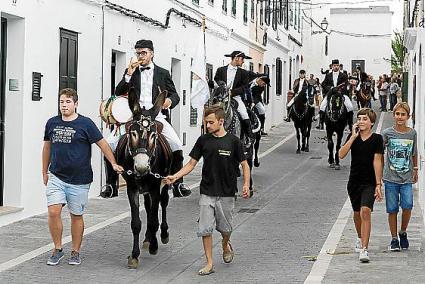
[264,65,270,104]
[278,0,283,25]
[260,1,264,26]
[59,29,78,93]
[294,2,297,30]
[276,58,282,96]
[297,2,301,32]
[222,0,227,13]
[243,0,248,23]
[232,0,236,16]
[265,0,271,26]
[289,2,294,26]
[272,0,278,30]
[251,0,255,22]
[249,62,254,72]
[283,0,289,30]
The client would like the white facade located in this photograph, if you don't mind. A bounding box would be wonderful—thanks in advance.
[404,0,425,218]
[301,5,394,80]
[0,0,303,226]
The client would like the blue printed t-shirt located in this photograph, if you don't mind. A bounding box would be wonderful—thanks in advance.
[382,126,417,184]
[44,115,103,185]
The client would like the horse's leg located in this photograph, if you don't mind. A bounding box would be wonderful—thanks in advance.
[127,181,141,269]
[295,124,301,154]
[145,188,160,255]
[160,185,170,244]
[305,122,311,152]
[301,124,306,151]
[326,127,335,167]
[253,132,261,167]
[142,192,152,249]
[334,128,344,169]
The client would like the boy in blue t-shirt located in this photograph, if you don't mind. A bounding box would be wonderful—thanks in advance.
[42,88,123,266]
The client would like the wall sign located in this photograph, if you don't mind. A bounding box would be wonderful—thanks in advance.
[9,79,19,91]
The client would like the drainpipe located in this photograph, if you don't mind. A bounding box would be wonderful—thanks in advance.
[100,4,105,192]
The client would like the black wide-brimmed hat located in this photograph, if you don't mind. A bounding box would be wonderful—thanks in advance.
[224,51,252,59]
[331,59,339,65]
[135,39,154,51]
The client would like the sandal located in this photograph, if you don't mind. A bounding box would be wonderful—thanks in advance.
[198,265,215,276]
[222,241,234,263]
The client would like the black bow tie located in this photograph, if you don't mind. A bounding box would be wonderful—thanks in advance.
[140,66,151,72]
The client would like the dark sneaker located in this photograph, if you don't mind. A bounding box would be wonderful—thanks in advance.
[173,183,191,198]
[389,238,401,251]
[47,248,64,266]
[399,232,409,250]
[284,117,290,122]
[68,251,81,265]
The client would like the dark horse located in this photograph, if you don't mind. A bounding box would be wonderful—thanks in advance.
[357,80,372,108]
[211,82,259,196]
[115,88,173,269]
[289,94,313,154]
[324,87,350,170]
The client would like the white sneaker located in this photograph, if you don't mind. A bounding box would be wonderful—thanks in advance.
[355,238,362,253]
[359,248,370,263]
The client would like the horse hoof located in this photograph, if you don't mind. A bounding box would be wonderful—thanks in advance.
[304,148,309,152]
[149,247,158,255]
[142,241,150,250]
[127,256,139,269]
[329,163,335,168]
[335,165,341,170]
[254,159,260,167]
[161,236,169,244]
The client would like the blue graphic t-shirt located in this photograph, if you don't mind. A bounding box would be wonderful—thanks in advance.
[44,115,103,185]
[382,127,417,184]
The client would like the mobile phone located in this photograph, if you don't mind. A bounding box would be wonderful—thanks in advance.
[355,127,360,134]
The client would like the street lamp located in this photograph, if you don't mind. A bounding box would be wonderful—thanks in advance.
[311,17,329,35]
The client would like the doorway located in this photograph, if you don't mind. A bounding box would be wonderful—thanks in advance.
[0,17,6,206]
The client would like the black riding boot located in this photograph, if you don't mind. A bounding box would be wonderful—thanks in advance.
[316,110,325,129]
[258,114,267,135]
[242,119,255,146]
[100,157,119,198]
[347,111,354,132]
[171,150,191,198]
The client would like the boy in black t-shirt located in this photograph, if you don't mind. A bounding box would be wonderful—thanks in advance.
[339,108,384,263]
[165,105,250,276]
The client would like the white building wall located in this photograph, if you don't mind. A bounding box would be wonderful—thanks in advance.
[0,0,296,226]
[329,7,392,79]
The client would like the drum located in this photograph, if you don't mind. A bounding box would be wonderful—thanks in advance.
[99,96,133,125]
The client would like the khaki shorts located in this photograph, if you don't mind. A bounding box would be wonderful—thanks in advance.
[197,194,235,237]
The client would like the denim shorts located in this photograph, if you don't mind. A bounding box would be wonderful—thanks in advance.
[384,181,413,213]
[46,173,91,215]
[197,194,234,237]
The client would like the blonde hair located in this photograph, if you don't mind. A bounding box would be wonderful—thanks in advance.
[393,102,411,115]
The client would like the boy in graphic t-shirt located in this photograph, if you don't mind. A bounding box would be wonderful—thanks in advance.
[42,88,123,266]
[382,102,418,251]
[165,105,250,276]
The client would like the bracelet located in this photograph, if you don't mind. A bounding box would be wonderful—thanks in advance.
[413,167,418,170]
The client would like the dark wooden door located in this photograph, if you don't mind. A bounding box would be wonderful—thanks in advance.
[59,29,78,92]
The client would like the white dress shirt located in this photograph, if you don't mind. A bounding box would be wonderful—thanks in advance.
[227,64,238,89]
[332,71,339,87]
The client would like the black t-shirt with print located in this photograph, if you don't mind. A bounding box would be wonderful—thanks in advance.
[189,133,246,197]
[347,132,384,186]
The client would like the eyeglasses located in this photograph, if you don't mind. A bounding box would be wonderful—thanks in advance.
[135,51,150,57]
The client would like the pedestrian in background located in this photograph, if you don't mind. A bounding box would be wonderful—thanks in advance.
[382,102,418,251]
[164,105,250,276]
[378,75,389,111]
[339,108,384,263]
[42,88,123,266]
[389,76,400,111]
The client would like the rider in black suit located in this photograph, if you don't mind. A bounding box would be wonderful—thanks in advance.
[209,51,254,143]
[109,39,191,198]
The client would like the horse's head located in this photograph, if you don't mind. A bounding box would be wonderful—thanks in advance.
[212,81,229,105]
[327,87,346,122]
[127,87,166,176]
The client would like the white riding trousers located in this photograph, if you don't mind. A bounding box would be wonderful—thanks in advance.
[320,95,353,112]
[255,102,266,115]
[233,95,249,120]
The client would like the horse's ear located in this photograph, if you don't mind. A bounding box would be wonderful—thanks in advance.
[128,87,142,116]
[151,86,167,117]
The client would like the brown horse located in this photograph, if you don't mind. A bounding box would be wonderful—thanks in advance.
[357,80,372,108]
